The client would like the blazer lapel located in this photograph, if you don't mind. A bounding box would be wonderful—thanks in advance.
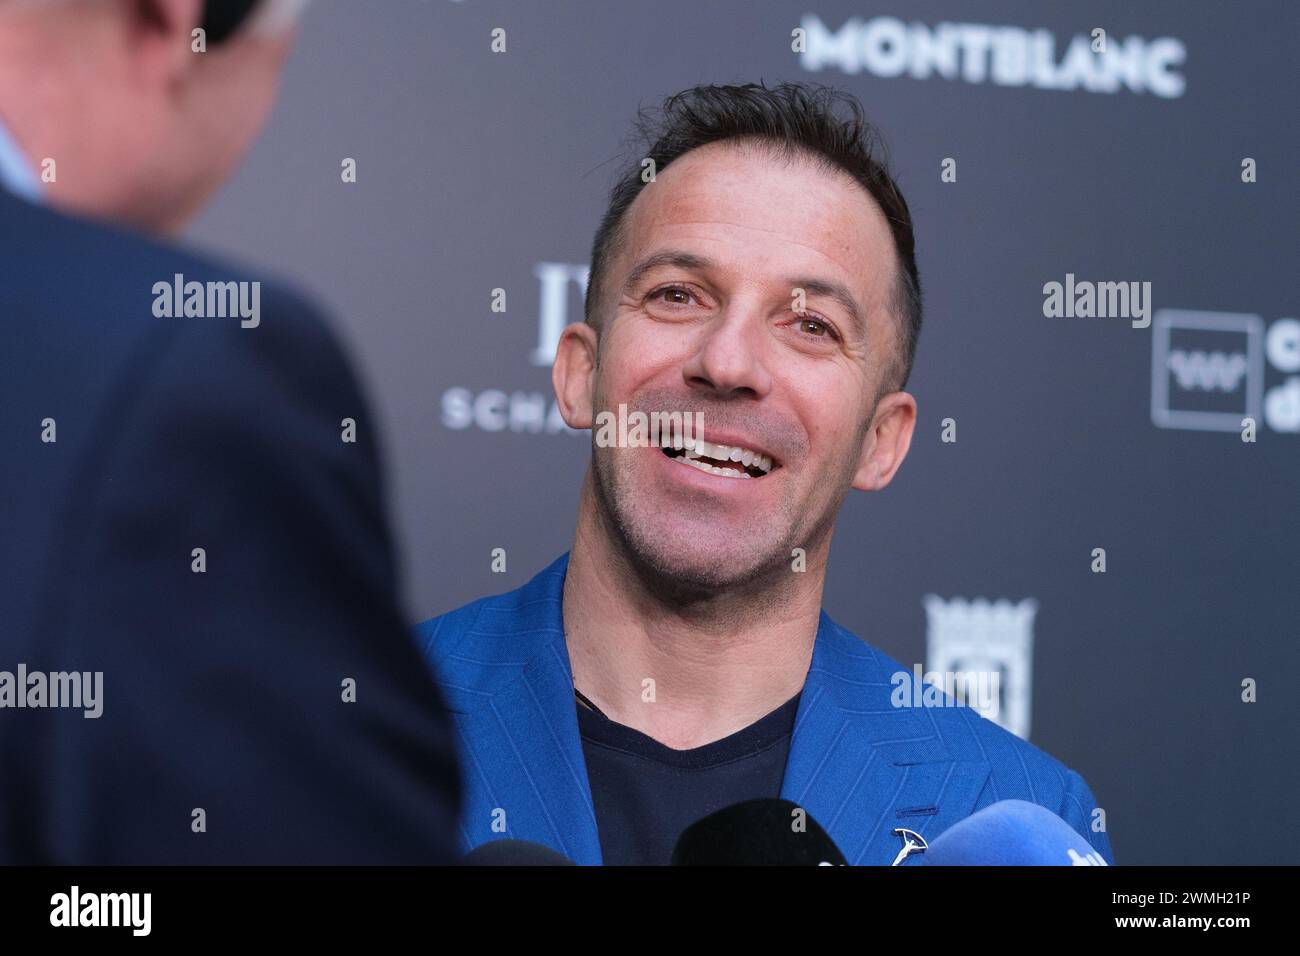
[451,557,989,867]
[780,611,991,865]
[451,555,604,865]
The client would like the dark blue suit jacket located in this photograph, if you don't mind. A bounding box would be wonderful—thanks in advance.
[0,188,460,863]
[416,554,1115,865]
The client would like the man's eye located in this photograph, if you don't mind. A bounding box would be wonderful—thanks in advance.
[795,317,839,340]
[654,286,694,305]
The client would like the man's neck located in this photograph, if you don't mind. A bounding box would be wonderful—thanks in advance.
[562,475,828,750]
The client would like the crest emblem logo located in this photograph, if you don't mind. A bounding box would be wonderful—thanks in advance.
[924,595,1038,739]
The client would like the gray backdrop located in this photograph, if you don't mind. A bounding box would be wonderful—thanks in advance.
[189,0,1300,865]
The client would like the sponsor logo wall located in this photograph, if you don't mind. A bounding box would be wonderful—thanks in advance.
[191,1,1299,864]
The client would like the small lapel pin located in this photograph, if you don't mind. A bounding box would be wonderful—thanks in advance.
[890,827,928,866]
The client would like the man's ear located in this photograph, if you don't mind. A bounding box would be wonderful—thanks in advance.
[123,0,204,84]
[551,322,600,430]
[850,390,917,492]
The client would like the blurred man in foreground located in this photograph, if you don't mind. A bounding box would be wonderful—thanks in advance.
[0,0,460,863]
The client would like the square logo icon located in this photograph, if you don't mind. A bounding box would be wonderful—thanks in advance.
[1151,310,1264,432]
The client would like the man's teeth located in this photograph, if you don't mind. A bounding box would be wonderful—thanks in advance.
[680,456,752,479]
[680,438,773,475]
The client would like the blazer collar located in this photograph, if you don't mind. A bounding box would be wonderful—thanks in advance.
[455,553,989,865]
[0,115,43,203]
[780,611,990,863]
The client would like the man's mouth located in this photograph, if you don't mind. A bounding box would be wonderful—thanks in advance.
[661,438,777,479]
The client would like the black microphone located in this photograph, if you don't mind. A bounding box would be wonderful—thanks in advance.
[918,800,1110,865]
[671,798,847,865]
[461,840,577,866]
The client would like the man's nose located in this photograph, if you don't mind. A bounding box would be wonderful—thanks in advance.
[680,302,773,399]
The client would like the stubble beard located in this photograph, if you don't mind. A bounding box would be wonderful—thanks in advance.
[588,443,808,610]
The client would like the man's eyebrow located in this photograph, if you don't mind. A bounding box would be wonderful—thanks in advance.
[621,250,716,295]
[791,277,867,340]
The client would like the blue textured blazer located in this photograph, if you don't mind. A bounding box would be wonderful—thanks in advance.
[416,553,1115,865]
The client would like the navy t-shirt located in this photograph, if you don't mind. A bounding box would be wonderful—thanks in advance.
[576,690,801,865]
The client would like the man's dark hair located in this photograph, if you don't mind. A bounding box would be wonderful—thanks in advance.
[584,82,922,391]
[202,0,261,45]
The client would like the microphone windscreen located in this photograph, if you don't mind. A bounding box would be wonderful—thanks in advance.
[461,840,577,866]
[671,798,847,865]
[921,799,1107,866]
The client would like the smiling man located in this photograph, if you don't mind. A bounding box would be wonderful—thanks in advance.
[418,82,1114,866]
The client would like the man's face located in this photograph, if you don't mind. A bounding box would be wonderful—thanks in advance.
[576,140,911,593]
